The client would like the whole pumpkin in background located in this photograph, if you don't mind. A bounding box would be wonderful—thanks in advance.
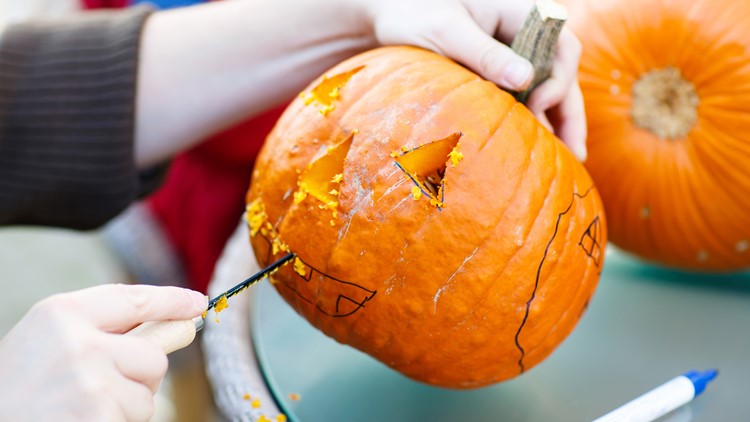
[245,46,606,388]
[563,0,750,270]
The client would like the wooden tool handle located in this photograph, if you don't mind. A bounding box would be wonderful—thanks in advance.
[511,0,568,104]
[125,317,203,354]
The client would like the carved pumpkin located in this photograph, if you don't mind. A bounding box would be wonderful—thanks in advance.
[564,0,750,270]
[245,46,606,388]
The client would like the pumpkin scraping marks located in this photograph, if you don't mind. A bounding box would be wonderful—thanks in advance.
[433,246,480,314]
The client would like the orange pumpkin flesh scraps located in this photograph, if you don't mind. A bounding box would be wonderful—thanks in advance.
[563,0,750,270]
[246,46,607,388]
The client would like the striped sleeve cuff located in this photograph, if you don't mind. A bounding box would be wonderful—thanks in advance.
[0,6,153,230]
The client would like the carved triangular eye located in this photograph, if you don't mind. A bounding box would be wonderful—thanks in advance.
[302,66,365,116]
[297,132,353,205]
[394,132,463,209]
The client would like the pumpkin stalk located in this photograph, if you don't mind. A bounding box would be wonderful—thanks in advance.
[510,0,568,104]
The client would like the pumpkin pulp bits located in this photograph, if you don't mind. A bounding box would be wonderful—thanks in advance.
[204,252,296,322]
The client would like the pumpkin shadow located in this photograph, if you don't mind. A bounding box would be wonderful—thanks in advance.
[603,247,750,295]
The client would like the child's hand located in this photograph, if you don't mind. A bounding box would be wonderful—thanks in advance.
[364,0,586,160]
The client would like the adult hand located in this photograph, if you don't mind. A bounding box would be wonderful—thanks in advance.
[363,0,587,161]
[0,284,207,422]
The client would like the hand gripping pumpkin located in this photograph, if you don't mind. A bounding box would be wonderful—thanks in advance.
[563,0,750,270]
[245,39,606,388]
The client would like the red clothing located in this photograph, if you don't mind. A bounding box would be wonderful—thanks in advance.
[148,107,285,292]
[81,0,128,8]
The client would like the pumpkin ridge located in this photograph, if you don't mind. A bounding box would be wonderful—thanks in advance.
[440,123,561,349]
[514,184,596,372]
[689,124,750,188]
[528,183,600,354]
[694,132,750,216]
[476,99,518,153]
[357,71,478,153]
[336,57,460,136]
[670,151,720,264]
[449,106,552,311]
[248,44,606,387]
[410,103,541,316]
[551,234,598,325]
[680,154,747,266]
[330,75,488,286]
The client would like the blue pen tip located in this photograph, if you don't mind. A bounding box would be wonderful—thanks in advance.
[684,369,718,397]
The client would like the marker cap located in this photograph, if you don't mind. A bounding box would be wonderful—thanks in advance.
[683,369,719,396]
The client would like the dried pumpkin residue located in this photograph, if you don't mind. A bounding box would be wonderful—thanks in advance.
[246,199,268,236]
[213,295,229,323]
[293,257,307,277]
[246,198,291,257]
[293,189,308,204]
[448,142,464,167]
[394,132,463,209]
[411,186,422,200]
[301,66,365,116]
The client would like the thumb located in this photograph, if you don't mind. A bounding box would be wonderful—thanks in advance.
[438,19,534,91]
[58,284,207,332]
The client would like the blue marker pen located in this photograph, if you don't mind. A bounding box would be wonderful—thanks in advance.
[593,369,718,422]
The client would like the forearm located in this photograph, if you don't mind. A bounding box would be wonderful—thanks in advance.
[135,0,376,167]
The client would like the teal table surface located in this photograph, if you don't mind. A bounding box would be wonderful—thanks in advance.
[251,249,750,422]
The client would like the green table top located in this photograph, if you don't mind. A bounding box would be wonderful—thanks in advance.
[252,248,750,421]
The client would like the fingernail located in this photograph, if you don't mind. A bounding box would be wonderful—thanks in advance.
[503,60,533,89]
[190,291,208,310]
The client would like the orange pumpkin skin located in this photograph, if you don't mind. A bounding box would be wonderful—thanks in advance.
[564,0,750,270]
[246,46,606,388]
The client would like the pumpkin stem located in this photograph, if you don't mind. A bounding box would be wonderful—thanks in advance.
[631,67,699,140]
[511,0,568,104]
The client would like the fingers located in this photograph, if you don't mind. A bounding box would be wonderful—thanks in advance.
[523,27,586,160]
[108,334,169,394]
[109,377,157,422]
[530,80,587,160]
[435,18,534,91]
[483,0,535,43]
[420,9,585,159]
[526,28,581,113]
[548,82,588,161]
[51,284,207,332]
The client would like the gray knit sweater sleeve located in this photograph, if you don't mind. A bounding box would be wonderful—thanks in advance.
[0,6,153,230]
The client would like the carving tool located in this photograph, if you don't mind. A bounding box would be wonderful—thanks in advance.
[126,252,295,353]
